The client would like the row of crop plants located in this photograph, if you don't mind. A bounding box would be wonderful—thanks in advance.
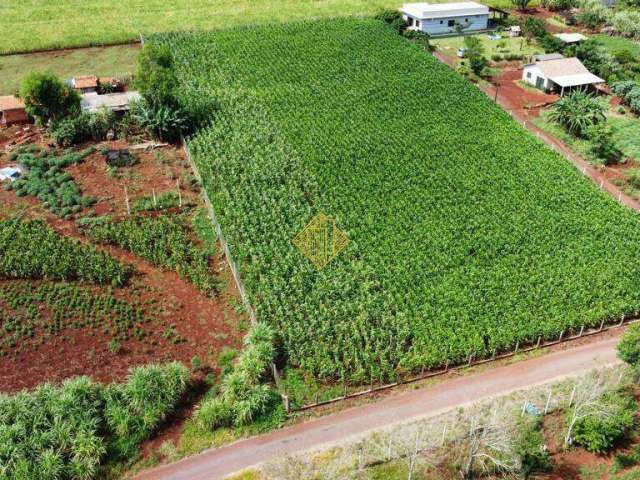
[153,18,640,386]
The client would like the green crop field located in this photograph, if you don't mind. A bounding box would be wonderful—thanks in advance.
[156,19,640,383]
[1,0,524,55]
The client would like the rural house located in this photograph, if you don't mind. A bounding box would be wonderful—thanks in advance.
[80,91,141,113]
[522,56,604,96]
[70,75,99,94]
[401,2,490,35]
[0,96,28,127]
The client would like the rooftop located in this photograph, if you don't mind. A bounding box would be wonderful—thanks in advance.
[72,75,99,89]
[535,57,604,87]
[402,2,489,19]
[80,91,141,113]
[533,53,565,62]
[554,33,588,43]
[0,95,25,111]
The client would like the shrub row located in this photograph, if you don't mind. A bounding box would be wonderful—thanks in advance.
[0,363,190,480]
[0,218,131,287]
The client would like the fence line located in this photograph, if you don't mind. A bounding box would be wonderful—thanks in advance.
[291,316,637,413]
[182,139,257,325]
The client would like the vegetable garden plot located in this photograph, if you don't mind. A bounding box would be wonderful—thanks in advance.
[155,19,640,382]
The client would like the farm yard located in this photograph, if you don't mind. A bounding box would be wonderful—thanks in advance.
[2,0,640,477]
[154,18,640,392]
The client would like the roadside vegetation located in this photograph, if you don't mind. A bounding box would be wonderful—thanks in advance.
[0,362,189,480]
[253,327,640,480]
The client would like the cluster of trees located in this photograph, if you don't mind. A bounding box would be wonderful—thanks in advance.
[549,91,622,163]
[17,44,195,147]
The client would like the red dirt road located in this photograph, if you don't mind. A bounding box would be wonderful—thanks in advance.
[135,331,623,480]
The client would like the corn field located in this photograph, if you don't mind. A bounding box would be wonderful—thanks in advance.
[153,19,640,382]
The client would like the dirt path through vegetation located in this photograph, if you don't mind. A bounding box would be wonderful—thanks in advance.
[134,331,623,480]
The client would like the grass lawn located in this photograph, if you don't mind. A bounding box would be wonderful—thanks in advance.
[594,35,640,57]
[610,115,640,161]
[0,45,139,95]
[533,108,640,164]
[432,32,543,60]
[2,0,522,54]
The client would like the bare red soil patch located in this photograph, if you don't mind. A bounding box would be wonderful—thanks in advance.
[0,130,245,393]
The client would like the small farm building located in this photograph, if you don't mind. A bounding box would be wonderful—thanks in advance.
[522,56,604,95]
[401,2,490,35]
[554,33,588,44]
[80,91,141,113]
[0,96,28,127]
[70,75,99,94]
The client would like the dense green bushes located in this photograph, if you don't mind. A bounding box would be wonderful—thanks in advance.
[613,80,640,114]
[618,323,640,367]
[6,147,96,218]
[196,324,279,429]
[0,219,131,286]
[49,110,119,147]
[0,363,189,480]
[19,72,80,124]
[82,213,219,295]
[571,390,637,453]
[547,92,603,136]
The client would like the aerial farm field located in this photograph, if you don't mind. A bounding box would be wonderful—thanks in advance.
[0,134,245,393]
[1,0,529,54]
[155,19,640,384]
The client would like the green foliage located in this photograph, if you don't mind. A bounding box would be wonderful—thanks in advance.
[613,81,640,115]
[549,91,606,137]
[50,110,119,147]
[618,323,640,367]
[132,191,181,213]
[135,44,179,108]
[155,19,640,381]
[0,219,131,286]
[196,323,277,430]
[131,98,187,143]
[7,147,97,217]
[540,0,577,11]
[511,0,532,10]
[0,281,148,356]
[576,0,610,28]
[586,123,623,165]
[462,36,488,75]
[0,363,189,480]
[375,9,407,33]
[19,71,80,123]
[516,418,552,478]
[571,391,637,453]
[613,445,640,473]
[82,213,219,295]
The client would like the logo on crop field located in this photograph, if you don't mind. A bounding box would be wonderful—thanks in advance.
[293,213,349,270]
